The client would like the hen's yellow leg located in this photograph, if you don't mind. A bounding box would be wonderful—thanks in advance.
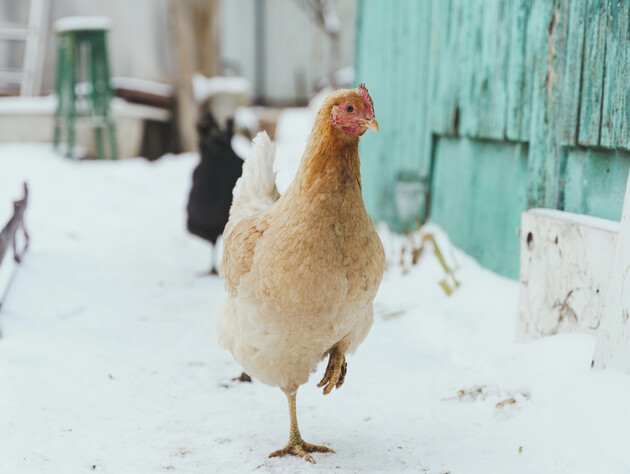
[317,349,347,394]
[268,392,335,464]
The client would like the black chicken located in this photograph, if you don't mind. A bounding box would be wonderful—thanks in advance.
[186,109,244,274]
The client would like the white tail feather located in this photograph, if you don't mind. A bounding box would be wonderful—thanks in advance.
[226,131,278,229]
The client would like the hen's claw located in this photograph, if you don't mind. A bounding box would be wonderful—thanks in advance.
[317,351,346,395]
[269,442,335,464]
[336,360,347,389]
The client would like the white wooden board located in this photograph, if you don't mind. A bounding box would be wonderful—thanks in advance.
[593,172,630,370]
[516,209,619,341]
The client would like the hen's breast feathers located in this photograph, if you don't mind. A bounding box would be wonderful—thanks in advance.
[221,184,384,311]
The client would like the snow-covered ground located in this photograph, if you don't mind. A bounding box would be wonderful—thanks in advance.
[1,143,630,474]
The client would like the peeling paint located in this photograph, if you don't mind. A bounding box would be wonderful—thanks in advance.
[546,7,560,98]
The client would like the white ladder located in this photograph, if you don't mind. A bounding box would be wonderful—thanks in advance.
[0,0,49,96]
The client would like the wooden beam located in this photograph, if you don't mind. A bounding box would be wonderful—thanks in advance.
[168,0,220,152]
[526,0,566,209]
[593,171,630,370]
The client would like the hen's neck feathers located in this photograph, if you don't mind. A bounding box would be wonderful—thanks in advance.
[292,98,362,196]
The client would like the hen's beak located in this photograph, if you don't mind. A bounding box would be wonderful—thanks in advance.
[363,118,379,133]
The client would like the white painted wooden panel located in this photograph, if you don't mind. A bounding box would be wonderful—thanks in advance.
[593,172,630,370]
[516,209,619,342]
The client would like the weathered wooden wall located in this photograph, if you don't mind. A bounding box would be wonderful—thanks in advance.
[356,0,630,278]
[355,0,434,225]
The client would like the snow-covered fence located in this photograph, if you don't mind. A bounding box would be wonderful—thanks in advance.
[0,183,29,308]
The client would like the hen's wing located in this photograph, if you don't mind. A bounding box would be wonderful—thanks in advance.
[221,214,269,295]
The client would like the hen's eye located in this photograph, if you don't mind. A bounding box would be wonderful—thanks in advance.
[345,105,354,113]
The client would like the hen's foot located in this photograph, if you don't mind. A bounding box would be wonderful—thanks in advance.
[317,350,347,394]
[269,441,335,464]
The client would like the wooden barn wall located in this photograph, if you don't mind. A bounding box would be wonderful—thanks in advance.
[355,0,434,225]
[356,0,630,279]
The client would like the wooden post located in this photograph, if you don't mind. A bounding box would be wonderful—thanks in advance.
[169,0,220,152]
[593,171,630,370]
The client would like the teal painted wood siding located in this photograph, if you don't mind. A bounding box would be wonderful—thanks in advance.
[355,0,434,226]
[355,0,630,278]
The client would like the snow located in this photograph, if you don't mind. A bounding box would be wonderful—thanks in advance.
[320,0,342,34]
[529,208,621,233]
[234,106,260,134]
[230,134,251,162]
[0,95,56,115]
[333,66,356,87]
[110,77,174,98]
[192,75,251,104]
[1,142,630,473]
[0,95,170,122]
[53,16,113,33]
[274,107,314,193]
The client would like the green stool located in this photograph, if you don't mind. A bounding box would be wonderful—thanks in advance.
[53,16,118,160]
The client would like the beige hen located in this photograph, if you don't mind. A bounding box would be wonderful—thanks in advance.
[217,84,384,463]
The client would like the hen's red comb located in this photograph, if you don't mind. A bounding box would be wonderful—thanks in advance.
[358,83,374,118]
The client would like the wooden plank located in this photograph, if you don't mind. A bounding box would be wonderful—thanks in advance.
[601,0,630,148]
[447,0,462,136]
[428,0,447,135]
[559,0,586,145]
[390,0,404,169]
[416,0,435,175]
[521,0,542,141]
[506,0,536,141]
[356,0,388,219]
[379,0,398,223]
[561,147,630,221]
[431,0,459,135]
[578,0,609,147]
[517,209,619,341]
[593,171,630,370]
[387,0,434,224]
[475,0,511,139]
[526,0,556,208]
[457,0,476,137]
[429,137,529,278]
[506,0,527,140]
[399,0,432,173]
[356,0,437,229]
[526,0,569,209]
